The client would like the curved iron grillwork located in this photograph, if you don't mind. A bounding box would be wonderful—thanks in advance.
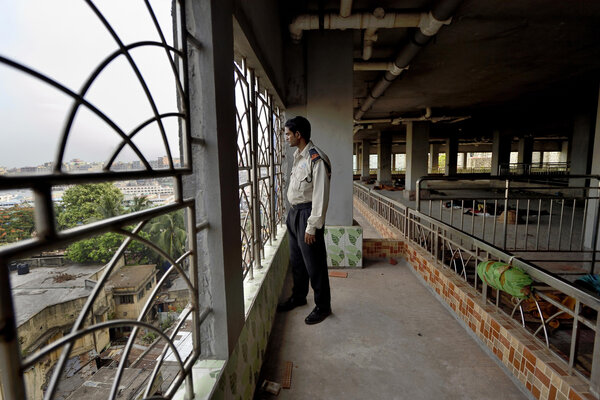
[0,1,207,399]
[234,60,285,279]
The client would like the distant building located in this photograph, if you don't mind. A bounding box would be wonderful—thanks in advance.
[12,264,113,400]
[107,264,158,338]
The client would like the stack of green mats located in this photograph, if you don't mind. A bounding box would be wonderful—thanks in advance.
[476,261,533,299]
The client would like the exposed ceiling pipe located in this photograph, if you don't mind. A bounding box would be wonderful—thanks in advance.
[354,0,464,121]
[363,8,385,60]
[340,0,353,18]
[289,11,422,42]
[354,62,408,72]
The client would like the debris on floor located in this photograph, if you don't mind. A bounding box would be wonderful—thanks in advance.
[329,271,348,278]
[261,380,281,395]
[389,258,397,265]
[282,361,293,389]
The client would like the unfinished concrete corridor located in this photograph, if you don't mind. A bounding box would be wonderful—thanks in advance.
[255,259,526,399]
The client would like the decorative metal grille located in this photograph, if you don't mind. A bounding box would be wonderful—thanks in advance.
[234,60,285,279]
[0,1,207,399]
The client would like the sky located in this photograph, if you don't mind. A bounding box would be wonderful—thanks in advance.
[0,0,182,168]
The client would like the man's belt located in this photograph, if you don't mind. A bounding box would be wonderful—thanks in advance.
[290,202,312,210]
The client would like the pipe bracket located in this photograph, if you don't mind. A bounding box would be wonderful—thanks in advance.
[418,11,452,36]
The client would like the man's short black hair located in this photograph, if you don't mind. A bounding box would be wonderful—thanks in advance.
[285,116,311,141]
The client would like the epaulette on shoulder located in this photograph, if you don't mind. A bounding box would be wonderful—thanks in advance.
[309,148,331,176]
[309,148,321,162]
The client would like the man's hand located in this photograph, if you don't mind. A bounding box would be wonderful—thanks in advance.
[304,232,316,245]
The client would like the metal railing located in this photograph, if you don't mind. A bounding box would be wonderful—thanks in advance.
[416,175,600,272]
[500,162,570,176]
[0,1,209,398]
[234,59,285,280]
[355,181,600,393]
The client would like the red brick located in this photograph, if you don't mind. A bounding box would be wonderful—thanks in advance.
[549,385,557,400]
[583,393,597,400]
[527,382,532,391]
[491,319,500,332]
[509,347,515,363]
[532,385,541,399]
[525,361,535,374]
[523,348,537,365]
[534,367,550,387]
[568,389,583,400]
[467,298,474,308]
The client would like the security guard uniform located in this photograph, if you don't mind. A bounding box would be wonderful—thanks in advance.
[287,141,332,311]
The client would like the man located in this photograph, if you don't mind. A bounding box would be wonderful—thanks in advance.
[277,116,332,325]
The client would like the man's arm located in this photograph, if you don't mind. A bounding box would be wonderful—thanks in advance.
[305,159,330,243]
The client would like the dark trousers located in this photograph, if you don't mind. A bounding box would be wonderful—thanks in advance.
[286,204,331,310]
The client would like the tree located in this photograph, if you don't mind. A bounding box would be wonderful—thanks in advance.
[147,210,187,261]
[0,205,35,245]
[58,183,123,229]
[128,196,152,212]
[66,231,153,264]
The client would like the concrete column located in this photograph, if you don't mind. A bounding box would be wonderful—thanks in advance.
[405,121,430,195]
[491,130,512,176]
[307,30,354,226]
[517,136,534,164]
[460,152,467,170]
[445,136,458,176]
[570,113,594,176]
[184,0,244,358]
[377,133,392,185]
[583,86,600,255]
[361,139,370,181]
[560,141,569,163]
[429,143,439,173]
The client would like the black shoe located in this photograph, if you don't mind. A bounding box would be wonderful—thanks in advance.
[277,297,307,312]
[304,306,331,325]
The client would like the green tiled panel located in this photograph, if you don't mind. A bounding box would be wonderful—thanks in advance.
[324,226,363,268]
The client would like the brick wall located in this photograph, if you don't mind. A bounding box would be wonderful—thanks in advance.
[355,195,598,400]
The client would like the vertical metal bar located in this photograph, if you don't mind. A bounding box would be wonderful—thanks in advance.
[471,200,475,235]
[33,184,56,241]
[514,199,519,250]
[581,199,589,252]
[546,199,554,250]
[568,300,580,373]
[525,199,530,251]
[482,200,487,241]
[428,199,432,216]
[502,179,509,250]
[0,258,27,400]
[536,199,542,251]
[268,94,276,242]
[493,200,498,246]
[592,182,600,274]
[250,69,261,273]
[569,199,576,251]
[439,200,443,221]
[460,200,465,231]
[590,303,600,394]
[450,200,454,227]
[558,198,565,250]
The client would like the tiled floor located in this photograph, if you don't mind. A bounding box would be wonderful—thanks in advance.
[255,260,527,400]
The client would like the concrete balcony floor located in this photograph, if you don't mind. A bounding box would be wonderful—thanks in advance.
[255,258,527,399]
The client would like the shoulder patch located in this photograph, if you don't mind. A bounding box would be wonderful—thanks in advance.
[309,148,321,162]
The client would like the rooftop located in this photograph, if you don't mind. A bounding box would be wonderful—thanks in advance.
[11,264,104,327]
[107,264,156,291]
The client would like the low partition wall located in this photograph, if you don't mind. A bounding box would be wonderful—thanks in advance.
[175,226,289,400]
[211,229,289,399]
[354,184,600,400]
